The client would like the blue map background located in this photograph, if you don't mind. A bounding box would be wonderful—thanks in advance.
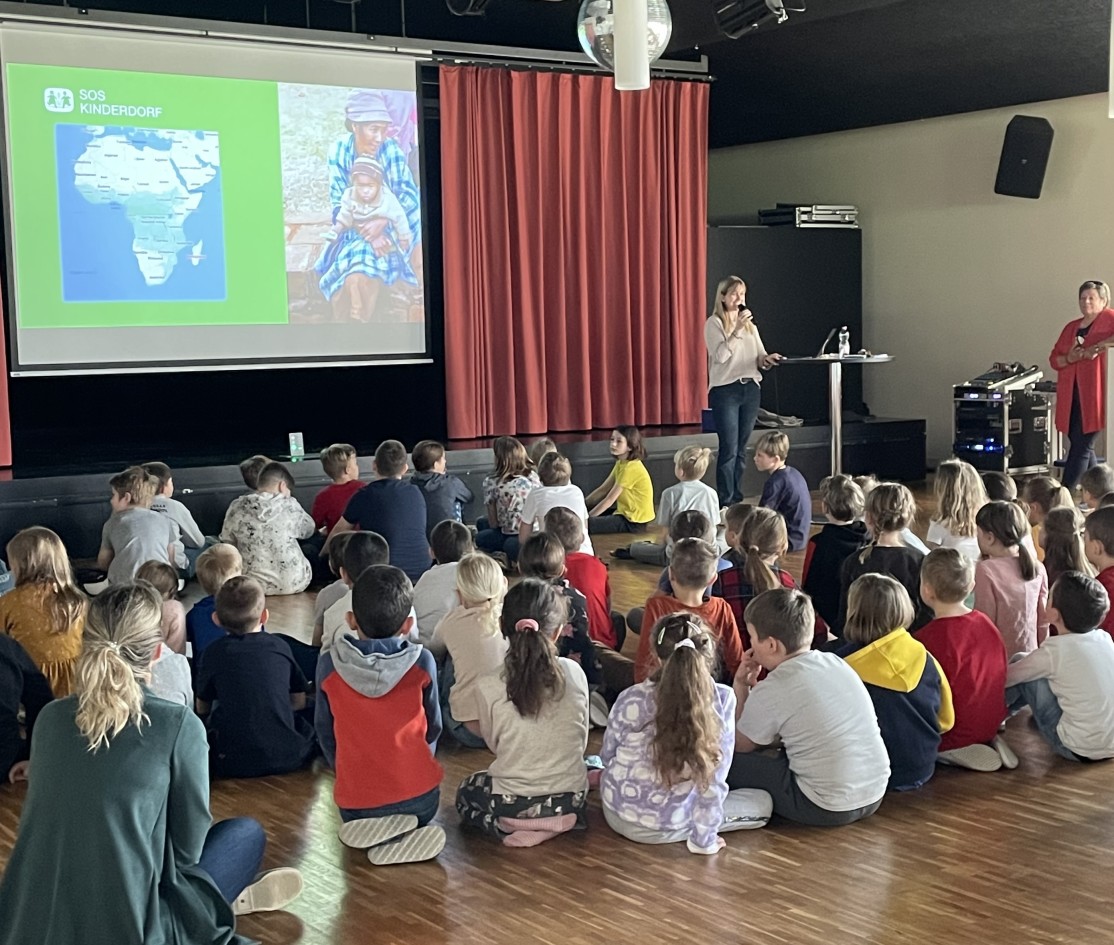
[55,123,226,303]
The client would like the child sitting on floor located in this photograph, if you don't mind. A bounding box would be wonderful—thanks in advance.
[316,565,446,865]
[0,527,87,697]
[318,531,391,650]
[456,579,589,847]
[144,462,206,576]
[313,533,356,647]
[601,612,772,853]
[238,454,272,492]
[728,587,889,826]
[312,444,364,537]
[634,538,744,685]
[1041,506,1094,589]
[220,461,316,596]
[527,437,557,466]
[1081,463,1114,512]
[431,553,508,749]
[187,544,242,661]
[917,549,1013,772]
[546,507,624,650]
[1006,570,1114,761]
[1084,507,1114,639]
[196,576,316,778]
[1023,476,1074,562]
[586,426,655,535]
[98,466,178,584]
[0,635,52,784]
[414,521,474,647]
[802,475,868,628]
[926,459,986,562]
[754,431,811,553]
[622,446,722,565]
[982,471,1017,502]
[135,560,186,655]
[713,507,824,650]
[837,573,954,791]
[518,452,593,556]
[476,436,540,562]
[974,500,1049,657]
[854,475,929,553]
[835,482,930,637]
[410,440,474,539]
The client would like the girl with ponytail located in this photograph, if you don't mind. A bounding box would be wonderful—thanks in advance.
[974,500,1050,656]
[0,583,303,944]
[601,613,772,853]
[456,578,590,848]
[713,508,826,649]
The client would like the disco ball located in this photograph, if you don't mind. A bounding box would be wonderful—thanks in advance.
[577,0,673,72]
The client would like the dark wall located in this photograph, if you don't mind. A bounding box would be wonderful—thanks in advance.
[3,65,447,473]
[706,225,864,423]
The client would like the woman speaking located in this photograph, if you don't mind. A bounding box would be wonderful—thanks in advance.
[1049,280,1114,489]
[705,276,782,506]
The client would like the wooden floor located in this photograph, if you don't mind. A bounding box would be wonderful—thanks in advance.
[5,491,1114,945]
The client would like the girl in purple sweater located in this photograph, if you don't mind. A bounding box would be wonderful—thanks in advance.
[600,613,772,854]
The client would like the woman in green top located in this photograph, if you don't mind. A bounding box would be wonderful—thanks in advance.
[586,426,656,534]
[0,583,303,945]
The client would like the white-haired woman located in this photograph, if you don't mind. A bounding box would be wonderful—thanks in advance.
[0,583,303,945]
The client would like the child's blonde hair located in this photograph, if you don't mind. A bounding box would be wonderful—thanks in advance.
[738,507,788,594]
[110,466,157,508]
[668,538,720,590]
[1023,476,1072,520]
[527,437,558,466]
[724,502,754,537]
[320,443,356,480]
[857,482,918,564]
[819,475,864,522]
[920,548,974,604]
[844,573,915,645]
[673,446,712,481]
[195,544,243,598]
[6,527,87,634]
[492,435,534,482]
[976,501,1037,581]
[500,578,569,718]
[1042,506,1094,586]
[649,613,720,790]
[933,459,987,538]
[538,452,573,487]
[75,583,162,752]
[135,561,178,601]
[455,552,506,637]
[754,431,789,462]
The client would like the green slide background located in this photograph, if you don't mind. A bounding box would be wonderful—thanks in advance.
[5,63,289,328]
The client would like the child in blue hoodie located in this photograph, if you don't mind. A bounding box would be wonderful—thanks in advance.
[837,573,954,791]
[409,440,474,539]
[315,565,446,866]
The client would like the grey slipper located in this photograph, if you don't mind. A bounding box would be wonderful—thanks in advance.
[232,867,304,915]
[367,825,447,865]
[338,814,419,849]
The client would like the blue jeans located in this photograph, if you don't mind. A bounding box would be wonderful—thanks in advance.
[1006,677,1079,761]
[709,379,762,505]
[440,656,487,749]
[475,528,521,562]
[197,817,266,903]
[340,786,441,826]
[1063,385,1098,489]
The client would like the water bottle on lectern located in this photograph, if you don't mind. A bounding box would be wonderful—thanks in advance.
[289,432,305,462]
[838,326,851,357]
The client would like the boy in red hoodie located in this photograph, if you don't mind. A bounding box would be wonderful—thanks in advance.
[315,565,445,866]
[1084,507,1114,639]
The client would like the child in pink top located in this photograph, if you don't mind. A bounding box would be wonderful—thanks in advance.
[973,501,1048,657]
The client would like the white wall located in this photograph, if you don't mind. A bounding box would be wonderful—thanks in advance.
[708,93,1114,465]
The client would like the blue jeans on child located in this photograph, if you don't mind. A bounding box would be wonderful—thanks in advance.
[197,817,266,903]
[439,656,487,749]
[340,786,441,826]
[1006,677,1080,761]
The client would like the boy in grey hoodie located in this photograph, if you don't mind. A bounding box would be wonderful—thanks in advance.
[315,565,446,865]
[410,440,473,539]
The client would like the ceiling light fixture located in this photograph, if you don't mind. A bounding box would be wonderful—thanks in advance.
[713,0,805,39]
[577,0,673,91]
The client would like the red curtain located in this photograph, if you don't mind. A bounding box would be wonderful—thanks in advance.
[440,66,708,440]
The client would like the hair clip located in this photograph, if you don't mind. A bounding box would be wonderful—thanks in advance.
[674,638,696,651]
[515,618,540,633]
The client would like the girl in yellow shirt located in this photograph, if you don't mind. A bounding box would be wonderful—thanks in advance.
[586,426,656,534]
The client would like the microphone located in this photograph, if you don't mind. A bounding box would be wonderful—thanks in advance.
[817,327,838,357]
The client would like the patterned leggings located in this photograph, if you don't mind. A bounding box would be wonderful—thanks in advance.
[455,771,587,837]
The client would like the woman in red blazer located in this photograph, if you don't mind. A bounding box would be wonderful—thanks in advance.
[1050,280,1114,488]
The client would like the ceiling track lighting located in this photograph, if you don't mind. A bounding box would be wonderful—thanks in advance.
[713,0,805,39]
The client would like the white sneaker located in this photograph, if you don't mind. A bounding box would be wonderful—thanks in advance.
[588,691,610,728]
[232,867,304,916]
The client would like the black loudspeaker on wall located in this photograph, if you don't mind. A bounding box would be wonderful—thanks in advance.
[994,115,1054,199]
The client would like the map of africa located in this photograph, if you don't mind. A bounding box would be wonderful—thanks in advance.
[56,124,226,302]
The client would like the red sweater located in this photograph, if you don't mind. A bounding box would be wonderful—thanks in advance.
[564,553,615,648]
[917,611,1008,751]
[311,480,364,532]
[1097,567,1114,639]
[1050,310,1114,434]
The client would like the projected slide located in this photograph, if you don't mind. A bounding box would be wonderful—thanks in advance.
[1,22,428,373]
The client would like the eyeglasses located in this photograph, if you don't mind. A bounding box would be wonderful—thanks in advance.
[1082,281,1107,290]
